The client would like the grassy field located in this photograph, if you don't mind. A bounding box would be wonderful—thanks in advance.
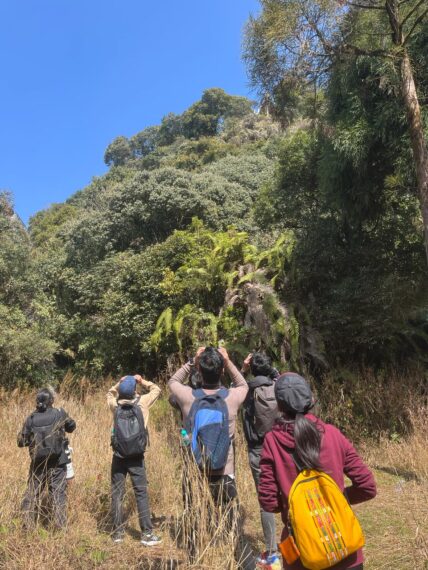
[0,384,426,569]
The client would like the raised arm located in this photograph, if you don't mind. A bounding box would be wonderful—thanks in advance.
[218,347,248,403]
[168,363,192,406]
[107,381,120,412]
[135,375,161,410]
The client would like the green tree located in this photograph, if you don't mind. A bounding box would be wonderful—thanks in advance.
[104,136,133,166]
[181,88,253,139]
[244,1,428,262]
[130,126,160,157]
[0,193,56,386]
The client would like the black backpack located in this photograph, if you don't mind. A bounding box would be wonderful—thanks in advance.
[111,401,147,459]
[30,409,65,464]
[243,376,279,447]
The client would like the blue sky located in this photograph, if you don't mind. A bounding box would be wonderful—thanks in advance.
[0,0,260,224]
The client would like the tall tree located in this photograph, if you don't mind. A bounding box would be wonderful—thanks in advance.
[244,0,428,262]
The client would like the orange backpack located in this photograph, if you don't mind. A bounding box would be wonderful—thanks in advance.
[281,469,365,570]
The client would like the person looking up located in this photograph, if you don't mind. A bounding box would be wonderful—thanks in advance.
[107,373,161,546]
[168,346,256,570]
[259,373,376,570]
[241,352,280,567]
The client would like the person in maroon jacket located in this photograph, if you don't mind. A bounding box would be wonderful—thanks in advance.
[258,373,376,570]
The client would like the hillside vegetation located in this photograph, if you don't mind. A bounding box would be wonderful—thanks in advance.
[0,9,427,432]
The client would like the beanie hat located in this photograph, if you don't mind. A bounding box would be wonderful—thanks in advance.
[274,372,313,415]
[118,376,137,399]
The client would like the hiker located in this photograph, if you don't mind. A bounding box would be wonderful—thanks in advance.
[107,374,161,546]
[241,353,281,567]
[168,346,256,570]
[259,373,377,570]
[17,387,76,529]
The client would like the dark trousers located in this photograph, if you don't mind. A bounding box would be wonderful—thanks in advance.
[248,446,277,553]
[111,455,152,535]
[22,462,67,529]
[181,453,255,570]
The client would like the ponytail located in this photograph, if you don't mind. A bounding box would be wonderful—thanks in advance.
[294,413,322,470]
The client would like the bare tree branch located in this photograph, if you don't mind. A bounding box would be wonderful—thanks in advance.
[344,1,385,9]
[403,7,428,44]
[402,0,427,26]
[342,43,394,57]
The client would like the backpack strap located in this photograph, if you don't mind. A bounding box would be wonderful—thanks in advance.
[192,387,229,400]
[134,396,150,448]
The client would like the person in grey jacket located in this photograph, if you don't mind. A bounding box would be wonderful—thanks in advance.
[241,353,280,565]
[18,387,76,529]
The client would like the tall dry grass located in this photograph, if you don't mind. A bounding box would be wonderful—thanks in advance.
[0,385,260,569]
[0,375,426,569]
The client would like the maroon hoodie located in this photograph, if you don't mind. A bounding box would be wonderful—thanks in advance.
[259,415,376,570]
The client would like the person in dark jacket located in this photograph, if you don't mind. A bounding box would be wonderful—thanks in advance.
[241,353,280,565]
[259,373,376,570]
[17,387,76,529]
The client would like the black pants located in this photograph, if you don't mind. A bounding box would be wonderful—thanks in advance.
[182,456,255,570]
[22,462,67,529]
[111,455,152,535]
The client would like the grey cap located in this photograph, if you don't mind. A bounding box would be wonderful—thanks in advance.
[274,372,313,414]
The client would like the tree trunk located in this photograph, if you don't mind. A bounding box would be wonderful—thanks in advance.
[400,50,428,266]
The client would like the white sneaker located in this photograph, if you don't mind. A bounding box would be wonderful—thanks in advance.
[140,532,162,546]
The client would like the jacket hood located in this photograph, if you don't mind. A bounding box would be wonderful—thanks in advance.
[269,413,322,450]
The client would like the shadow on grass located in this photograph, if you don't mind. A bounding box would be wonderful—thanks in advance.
[373,465,421,482]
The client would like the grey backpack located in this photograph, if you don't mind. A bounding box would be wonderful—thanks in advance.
[243,376,279,446]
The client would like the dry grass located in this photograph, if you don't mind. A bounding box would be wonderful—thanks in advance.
[0,383,427,569]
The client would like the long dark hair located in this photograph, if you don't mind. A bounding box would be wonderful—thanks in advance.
[294,413,322,470]
[278,404,322,470]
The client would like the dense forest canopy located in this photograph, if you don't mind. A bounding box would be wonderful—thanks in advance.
[1,9,427,394]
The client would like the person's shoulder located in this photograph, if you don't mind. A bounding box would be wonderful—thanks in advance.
[317,418,348,444]
[24,410,36,423]
[264,426,279,443]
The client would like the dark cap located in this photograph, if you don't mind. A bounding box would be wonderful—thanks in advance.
[274,372,313,415]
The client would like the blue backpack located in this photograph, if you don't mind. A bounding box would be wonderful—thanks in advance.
[185,387,230,471]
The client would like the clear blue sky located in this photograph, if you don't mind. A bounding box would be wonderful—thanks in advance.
[0,0,260,224]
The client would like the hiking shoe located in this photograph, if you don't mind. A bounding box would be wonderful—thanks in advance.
[112,534,124,544]
[140,532,162,546]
